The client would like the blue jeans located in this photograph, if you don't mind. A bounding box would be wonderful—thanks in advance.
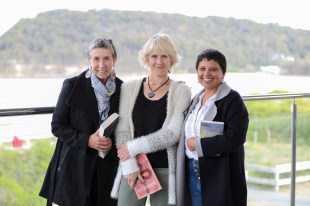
[188,159,202,206]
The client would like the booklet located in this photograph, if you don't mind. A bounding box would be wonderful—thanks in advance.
[200,120,224,138]
[134,154,162,199]
[98,113,119,158]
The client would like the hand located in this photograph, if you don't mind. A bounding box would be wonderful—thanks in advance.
[101,137,112,153]
[117,144,131,161]
[125,171,145,188]
[186,136,196,151]
[88,130,112,153]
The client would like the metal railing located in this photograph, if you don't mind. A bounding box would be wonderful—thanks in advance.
[242,92,310,206]
[1,92,310,206]
[0,107,54,117]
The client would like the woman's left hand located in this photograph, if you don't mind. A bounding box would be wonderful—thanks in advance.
[101,137,112,153]
[118,144,131,161]
[125,172,144,188]
[88,130,112,152]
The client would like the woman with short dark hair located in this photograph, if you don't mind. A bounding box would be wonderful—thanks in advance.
[40,37,122,206]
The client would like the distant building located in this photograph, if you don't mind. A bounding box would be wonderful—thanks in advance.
[260,65,281,75]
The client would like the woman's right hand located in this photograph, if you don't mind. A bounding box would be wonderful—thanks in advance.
[186,136,196,151]
[117,144,131,161]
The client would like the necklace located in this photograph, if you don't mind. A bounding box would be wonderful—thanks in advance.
[147,76,170,98]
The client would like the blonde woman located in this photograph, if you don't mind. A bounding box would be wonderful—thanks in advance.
[111,32,191,206]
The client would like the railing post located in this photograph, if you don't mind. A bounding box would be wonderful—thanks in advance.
[290,99,297,206]
[275,170,280,191]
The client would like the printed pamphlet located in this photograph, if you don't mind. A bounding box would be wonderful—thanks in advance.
[134,154,162,199]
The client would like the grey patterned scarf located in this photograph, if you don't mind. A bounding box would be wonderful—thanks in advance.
[89,68,116,124]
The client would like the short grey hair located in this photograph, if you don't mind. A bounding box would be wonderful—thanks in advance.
[87,38,117,60]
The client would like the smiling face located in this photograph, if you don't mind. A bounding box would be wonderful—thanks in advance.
[148,49,171,77]
[89,48,116,84]
[197,58,225,93]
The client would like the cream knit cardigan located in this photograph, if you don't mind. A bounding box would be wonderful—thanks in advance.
[111,78,191,205]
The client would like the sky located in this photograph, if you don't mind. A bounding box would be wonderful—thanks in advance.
[0,0,309,37]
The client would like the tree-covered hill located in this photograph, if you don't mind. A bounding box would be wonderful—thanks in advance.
[0,9,309,77]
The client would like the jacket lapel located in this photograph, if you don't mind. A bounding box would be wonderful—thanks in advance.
[108,77,122,115]
[67,71,99,126]
[184,89,203,122]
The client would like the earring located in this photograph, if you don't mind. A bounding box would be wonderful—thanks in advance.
[111,68,116,78]
[85,68,91,78]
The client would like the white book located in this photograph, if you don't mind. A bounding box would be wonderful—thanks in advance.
[98,113,119,158]
[200,120,224,138]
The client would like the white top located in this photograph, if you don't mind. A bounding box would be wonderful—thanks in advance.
[184,92,215,160]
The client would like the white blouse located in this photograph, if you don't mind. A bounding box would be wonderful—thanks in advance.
[184,92,215,160]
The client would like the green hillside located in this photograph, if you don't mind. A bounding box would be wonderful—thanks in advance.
[0,9,309,77]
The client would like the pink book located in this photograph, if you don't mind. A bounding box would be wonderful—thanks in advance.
[134,154,162,199]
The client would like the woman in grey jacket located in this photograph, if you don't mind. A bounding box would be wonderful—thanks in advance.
[111,32,191,206]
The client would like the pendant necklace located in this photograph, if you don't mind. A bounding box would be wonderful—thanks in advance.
[147,76,170,98]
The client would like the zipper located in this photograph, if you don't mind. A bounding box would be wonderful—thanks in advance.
[58,147,70,171]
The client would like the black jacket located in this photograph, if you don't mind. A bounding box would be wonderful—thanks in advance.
[39,70,122,206]
[176,89,249,206]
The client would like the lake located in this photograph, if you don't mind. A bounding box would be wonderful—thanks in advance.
[0,72,309,143]
[1,72,310,109]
